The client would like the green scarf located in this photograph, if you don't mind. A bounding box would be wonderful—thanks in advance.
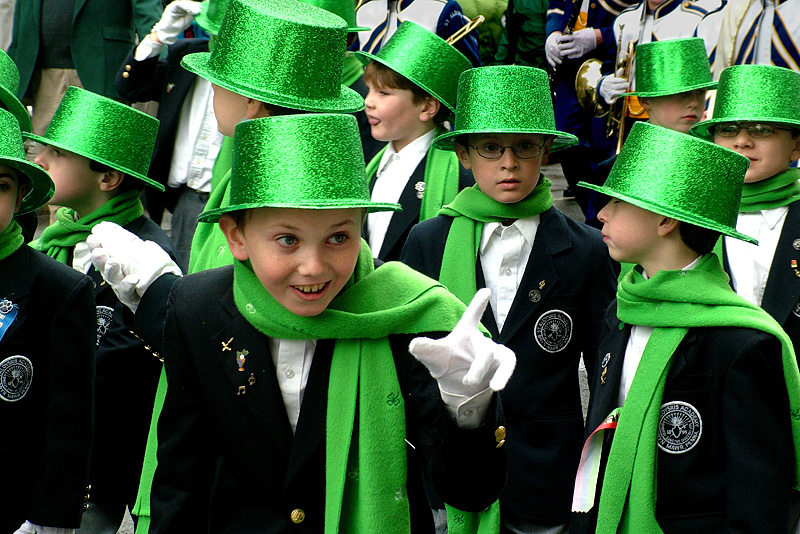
[233,240,491,534]
[364,127,464,223]
[437,178,553,304]
[32,189,143,264]
[211,135,234,192]
[343,53,365,88]
[187,169,234,274]
[596,253,800,533]
[739,168,800,212]
[0,220,24,262]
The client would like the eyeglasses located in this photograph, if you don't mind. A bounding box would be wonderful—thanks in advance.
[467,141,544,160]
[713,123,792,138]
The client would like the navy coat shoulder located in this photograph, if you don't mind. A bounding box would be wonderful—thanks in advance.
[0,244,95,532]
[149,265,506,533]
[401,206,617,525]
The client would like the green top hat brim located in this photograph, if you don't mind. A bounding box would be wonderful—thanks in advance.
[0,154,54,215]
[622,80,718,98]
[0,85,32,133]
[194,9,222,35]
[199,200,401,223]
[181,52,365,113]
[24,132,164,192]
[577,180,757,244]
[433,127,578,152]
[355,50,457,113]
[692,115,800,140]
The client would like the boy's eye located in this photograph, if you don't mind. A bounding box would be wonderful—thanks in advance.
[517,141,534,150]
[277,235,297,246]
[328,233,348,244]
[0,183,9,192]
[481,143,501,154]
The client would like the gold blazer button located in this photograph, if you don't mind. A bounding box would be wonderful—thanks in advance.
[290,509,306,524]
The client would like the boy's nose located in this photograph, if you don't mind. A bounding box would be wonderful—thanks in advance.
[499,147,519,168]
[297,249,325,276]
[33,153,46,170]
[733,129,754,148]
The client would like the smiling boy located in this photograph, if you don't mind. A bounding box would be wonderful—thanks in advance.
[401,66,617,534]
[692,64,800,361]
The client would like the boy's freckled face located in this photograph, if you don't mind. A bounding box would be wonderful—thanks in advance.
[596,198,662,265]
[642,89,706,133]
[364,80,431,151]
[211,84,250,137]
[34,146,100,210]
[713,125,800,183]
[455,133,549,204]
[0,166,24,232]
[224,207,363,317]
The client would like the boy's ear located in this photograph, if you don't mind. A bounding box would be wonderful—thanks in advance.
[98,170,125,192]
[454,141,472,169]
[639,97,651,112]
[218,214,250,261]
[418,96,441,123]
[790,133,800,163]
[656,216,680,237]
[14,181,27,214]
[541,137,554,165]
[247,98,270,120]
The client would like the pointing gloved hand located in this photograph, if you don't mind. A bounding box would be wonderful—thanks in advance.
[546,31,564,67]
[599,73,629,105]
[559,28,598,59]
[409,288,516,399]
[151,0,203,45]
[87,222,182,313]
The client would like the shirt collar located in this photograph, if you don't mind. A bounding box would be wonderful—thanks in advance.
[479,215,540,254]
[379,128,437,167]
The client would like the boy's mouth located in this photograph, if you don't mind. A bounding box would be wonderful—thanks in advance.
[291,281,331,300]
[367,116,380,125]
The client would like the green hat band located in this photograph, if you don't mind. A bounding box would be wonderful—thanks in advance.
[356,21,471,112]
[578,122,756,244]
[24,87,163,191]
[0,109,54,215]
[199,114,401,222]
[195,0,232,35]
[434,66,578,150]
[182,0,364,113]
[0,49,32,133]
[298,0,368,31]
[626,37,716,98]
[691,64,800,139]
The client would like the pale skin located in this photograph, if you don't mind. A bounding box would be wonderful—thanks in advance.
[211,84,272,137]
[0,166,27,233]
[34,147,124,218]
[640,89,706,134]
[364,80,439,152]
[597,198,697,276]
[713,124,800,183]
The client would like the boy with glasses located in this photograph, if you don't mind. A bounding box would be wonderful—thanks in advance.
[401,66,617,534]
[692,64,800,363]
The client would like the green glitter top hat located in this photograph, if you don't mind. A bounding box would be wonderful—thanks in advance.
[623,38,716,98]
[434,66,578,150]
[0,49,32,133]
[691,64,800,139]
[578,121,756,244]
[198,114,401,222]
[0,109,53,215]
[182,0,364,113]
[195,0,232,35]
[299,0,367,31]
[24,87,163,191]
[355,21,471,112]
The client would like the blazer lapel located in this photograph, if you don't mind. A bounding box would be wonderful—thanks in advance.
[761,201,800,324]
[497,208,569,343]
[379,159,425,258]
[586,309,629,432]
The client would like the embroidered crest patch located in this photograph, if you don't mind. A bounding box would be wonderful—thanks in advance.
[793,300,800,318]
[534,310,573,353]
[658,401,702,454]
[0,355,33,402]
[96,306,114,345]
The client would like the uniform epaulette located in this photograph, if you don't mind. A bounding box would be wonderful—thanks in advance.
[682,1,711,16]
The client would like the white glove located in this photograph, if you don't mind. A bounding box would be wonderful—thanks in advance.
[87,222,182,313]
[559,28,598,59]
[409,288,516,398]
[151,0,203,45]
[14,522,74,534]
[599,74,628,105]
[546,31,564,67]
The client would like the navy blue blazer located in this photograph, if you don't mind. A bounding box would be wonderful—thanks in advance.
[401,206,617,525]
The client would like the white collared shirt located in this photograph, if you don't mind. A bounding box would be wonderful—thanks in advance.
[267,337,317,433]
[479,216,540,332]
[367,129,437,257]
[725,206,788,306]
[618,256,702,405]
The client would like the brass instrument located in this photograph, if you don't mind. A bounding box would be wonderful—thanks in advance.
[574,58,607,117]
[445,15,485,45]
[607,39,636,154]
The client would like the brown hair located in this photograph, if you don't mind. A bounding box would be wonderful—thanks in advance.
[364,61,451,125]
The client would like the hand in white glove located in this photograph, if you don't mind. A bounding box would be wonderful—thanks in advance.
[151,0,203,45]
[409,288,516,398]
[14,521,74,534]
[545,31,564,67]
[87,221,182,313]
[559,28,598,59]
[598,74,628,105]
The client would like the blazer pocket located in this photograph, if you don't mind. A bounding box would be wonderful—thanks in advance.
[102,26,135,44]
